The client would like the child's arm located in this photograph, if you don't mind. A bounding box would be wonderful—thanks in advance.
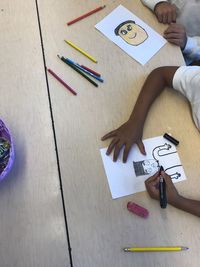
[102,66,179,163]
[145,171,200,217]
[141,1,177,24]
[141,0,167,12]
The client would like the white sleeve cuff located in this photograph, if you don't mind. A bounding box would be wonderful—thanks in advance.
[182,37,196,55]
[172,66,187,94]
[141,0,167,11]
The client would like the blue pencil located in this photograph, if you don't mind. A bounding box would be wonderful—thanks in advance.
[57,55,98,87]
[65,58,104,82]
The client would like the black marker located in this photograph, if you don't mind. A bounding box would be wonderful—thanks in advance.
[159,166,167,209]
[163,133,179,146]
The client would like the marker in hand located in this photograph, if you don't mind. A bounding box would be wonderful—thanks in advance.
[159,166,167,209]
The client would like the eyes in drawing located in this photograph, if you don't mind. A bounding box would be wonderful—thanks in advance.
[120,24,133,35]
[114,20,148,46]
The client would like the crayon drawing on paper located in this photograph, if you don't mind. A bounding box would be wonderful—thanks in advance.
[95,5,166,65]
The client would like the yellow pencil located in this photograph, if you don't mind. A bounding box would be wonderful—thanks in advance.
[123,246,188,252]
[64,40,97,63]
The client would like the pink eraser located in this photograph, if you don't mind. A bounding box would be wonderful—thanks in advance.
[127,201,149,218]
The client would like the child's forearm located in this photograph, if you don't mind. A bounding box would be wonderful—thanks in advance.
[171,196,200,217]
[141,0,163,11]
[128,67,178,127]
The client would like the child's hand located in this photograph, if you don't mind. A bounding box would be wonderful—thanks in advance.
[101,120,146,163]
[145,171,181,205]
[164,23,187,49]
[154,2,177,24]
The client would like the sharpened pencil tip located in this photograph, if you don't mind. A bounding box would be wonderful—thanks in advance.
[123,248,129,252]
[181,246,189,250]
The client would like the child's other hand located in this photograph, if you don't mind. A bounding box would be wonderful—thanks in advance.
[154,2,177,24]
[145,171,181,205]
[101,120,146,163]
[164,23,187,49]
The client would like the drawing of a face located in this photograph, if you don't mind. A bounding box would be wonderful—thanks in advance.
[142,160,158,174]
[133,159,158,177]
[114,20,148,46]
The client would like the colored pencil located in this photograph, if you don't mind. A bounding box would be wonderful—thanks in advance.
[80,65,101,77]
[124,247,189,252]
[57,55,98,87]
[66,58,103,82]
[47,68,77,95]
[64,39,97,63]
[66,5,106,26]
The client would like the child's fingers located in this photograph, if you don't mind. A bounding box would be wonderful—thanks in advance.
[145,176,160,199]
[137,140,146,155]
[162,13,168,24]
[164,23,178,34]
[157,14,163,23]
[165,7,177,24]
[145,172,159,185]
[164,31,181,38]
[147,183,159,194]
[167,13,173,24]
[123,144,132,163]
[172,10,176,22]
[113,142,124,162]
[165,38,180,46]
[106,138,119,155]
[101,130,116,140]
[161,171,174,185]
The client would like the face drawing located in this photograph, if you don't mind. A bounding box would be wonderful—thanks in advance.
[133,159,158,177]
[142,160,158,174]
[114,20,148,46]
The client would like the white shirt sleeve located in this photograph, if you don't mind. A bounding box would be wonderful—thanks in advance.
[141,0,168,11]
[173,66,200,131]
[183,36,200,65]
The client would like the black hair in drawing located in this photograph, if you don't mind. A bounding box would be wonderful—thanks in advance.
[114,20,135,35]
[133,161,146,176]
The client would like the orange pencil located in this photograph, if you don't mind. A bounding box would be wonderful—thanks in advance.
[67,5,106,26]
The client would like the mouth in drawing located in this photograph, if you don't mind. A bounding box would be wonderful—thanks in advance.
[129,33,137,39]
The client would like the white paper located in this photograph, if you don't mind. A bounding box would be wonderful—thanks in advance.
[100,136,186,199]
[95,5,167,65]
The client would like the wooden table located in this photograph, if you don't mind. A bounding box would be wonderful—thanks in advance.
[1,0,200,266]
[0,1,70,267]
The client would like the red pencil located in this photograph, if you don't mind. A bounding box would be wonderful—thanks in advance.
[80,65,101,77]
[47,68,77,96]
[67,5,106,26]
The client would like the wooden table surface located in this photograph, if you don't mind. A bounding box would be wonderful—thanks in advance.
[1,0,200,266]
[0,1,70,266]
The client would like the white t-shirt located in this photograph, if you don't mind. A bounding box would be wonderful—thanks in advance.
[173,66,200,130]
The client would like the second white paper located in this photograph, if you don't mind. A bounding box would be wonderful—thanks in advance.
[100,136,186,199]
